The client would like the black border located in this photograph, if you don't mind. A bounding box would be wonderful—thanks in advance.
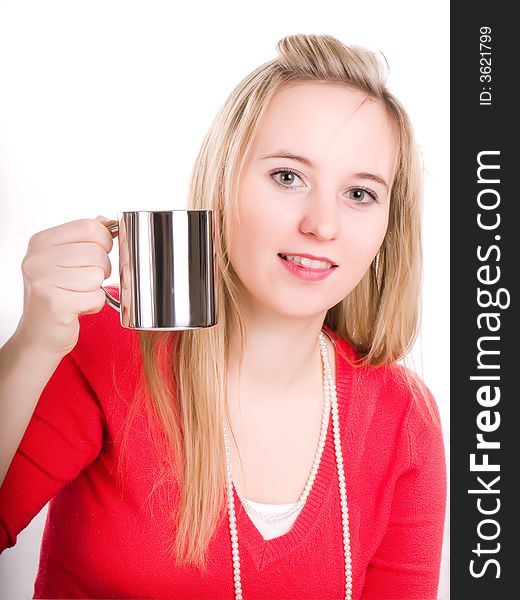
[451,3,518,595]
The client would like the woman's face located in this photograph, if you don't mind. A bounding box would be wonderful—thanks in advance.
[228,81,397,321]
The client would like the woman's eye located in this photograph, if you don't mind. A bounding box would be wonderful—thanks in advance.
[270,169,304,188]
[346,188,378,205]
[270,172,378,205]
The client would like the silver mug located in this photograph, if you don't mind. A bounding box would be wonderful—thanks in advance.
[101,210,217,330]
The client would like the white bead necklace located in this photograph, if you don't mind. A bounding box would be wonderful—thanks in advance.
[236,366,331,524]
[222,331,353,599]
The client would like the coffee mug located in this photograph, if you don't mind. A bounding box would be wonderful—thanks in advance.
[101,210,217,330]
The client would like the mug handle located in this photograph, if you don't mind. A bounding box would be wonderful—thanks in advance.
[101,220,121,313]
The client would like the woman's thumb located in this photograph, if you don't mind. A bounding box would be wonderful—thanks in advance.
[95,215,108,221]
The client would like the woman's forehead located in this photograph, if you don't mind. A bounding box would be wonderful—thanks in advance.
[249,82,397,179]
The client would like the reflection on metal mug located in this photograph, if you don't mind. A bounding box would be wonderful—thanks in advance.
[101,210,217,330]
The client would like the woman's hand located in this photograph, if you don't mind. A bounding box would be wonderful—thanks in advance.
[15,216,116,358]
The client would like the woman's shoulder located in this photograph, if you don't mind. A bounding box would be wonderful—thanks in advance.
[326,325,442,439]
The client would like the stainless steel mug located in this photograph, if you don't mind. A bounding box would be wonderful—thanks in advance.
[101,210,217,330]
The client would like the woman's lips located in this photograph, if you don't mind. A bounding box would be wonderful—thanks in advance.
[278,252,337,266]
[277,254,337,281]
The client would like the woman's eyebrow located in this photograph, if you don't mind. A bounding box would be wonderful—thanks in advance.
[354,172,389,189]
[259,150,389,189]
[260,150,316,168]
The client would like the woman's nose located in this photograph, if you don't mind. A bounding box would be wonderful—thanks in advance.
[299,191,339,241]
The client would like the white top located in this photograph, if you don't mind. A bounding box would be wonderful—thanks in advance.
[242,498,304,540]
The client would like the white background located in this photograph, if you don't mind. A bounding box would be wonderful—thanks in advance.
[0,0,450,598]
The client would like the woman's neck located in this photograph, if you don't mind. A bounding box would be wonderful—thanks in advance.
[227,308,327,403]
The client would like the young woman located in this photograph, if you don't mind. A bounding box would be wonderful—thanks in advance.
[0,34,446,599]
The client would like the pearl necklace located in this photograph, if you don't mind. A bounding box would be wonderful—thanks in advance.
[222,331,353,599]
[236,362,331,524]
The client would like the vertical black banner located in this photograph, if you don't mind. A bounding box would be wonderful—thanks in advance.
[451,2,518,597]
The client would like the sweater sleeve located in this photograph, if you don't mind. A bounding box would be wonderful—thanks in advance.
[0,350,106,553]
[362,389,447,600]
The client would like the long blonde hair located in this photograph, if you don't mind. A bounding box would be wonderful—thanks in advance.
[116,33,431,573]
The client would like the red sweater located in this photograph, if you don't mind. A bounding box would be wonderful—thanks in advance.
[0,286,446,599]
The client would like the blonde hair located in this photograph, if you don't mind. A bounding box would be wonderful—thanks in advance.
[116,33,433,573]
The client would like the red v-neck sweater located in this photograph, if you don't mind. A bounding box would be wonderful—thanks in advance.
[0,286,446,599]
